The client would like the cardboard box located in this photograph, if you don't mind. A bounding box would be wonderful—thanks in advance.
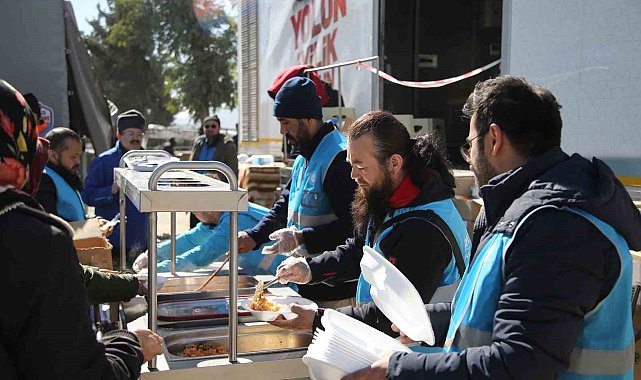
[453,196,483,237]
[69,219,113,270]
[322,107,356,132]
[453,170,476,197]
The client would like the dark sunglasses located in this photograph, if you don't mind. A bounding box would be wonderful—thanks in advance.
[204,124,219,129]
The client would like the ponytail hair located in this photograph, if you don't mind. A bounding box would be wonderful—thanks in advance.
[408,134,455,189]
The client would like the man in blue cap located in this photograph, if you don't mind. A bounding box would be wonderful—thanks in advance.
[237,77,358,307]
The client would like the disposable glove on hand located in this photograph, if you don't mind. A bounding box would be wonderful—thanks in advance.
[134,272,168,291]
[276,256,312,284]
[261,227,306,256]
[133,252,148,273]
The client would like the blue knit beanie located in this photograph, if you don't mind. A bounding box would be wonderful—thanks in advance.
[273,77,323,120]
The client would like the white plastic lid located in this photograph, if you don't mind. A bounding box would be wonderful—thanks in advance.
[360,246,434,344]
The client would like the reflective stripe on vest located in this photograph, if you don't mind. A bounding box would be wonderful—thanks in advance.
[445,206,634,379]
[356,199,471,304]
[287,129,346,230]
[43,167,85,221]
[287,208,338,227]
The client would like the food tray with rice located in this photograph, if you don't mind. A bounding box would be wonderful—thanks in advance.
[240,280,317,321]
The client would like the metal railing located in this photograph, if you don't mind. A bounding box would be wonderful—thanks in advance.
[147,161,240,366]
[118,150,173,272]
[304,55,379,127]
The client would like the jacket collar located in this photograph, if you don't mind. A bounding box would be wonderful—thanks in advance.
[388,175,420,208]
[115,140,124,155]
[203,134,224,146]
[295,122,336,161]
[46,163,84,191]
[479,147,568,227]
[388,169,455,210]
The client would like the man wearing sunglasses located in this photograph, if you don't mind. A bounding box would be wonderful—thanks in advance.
[189,114,239,227]
[83,110,149,268]
[190,115,238,176]
[345,76,641,379]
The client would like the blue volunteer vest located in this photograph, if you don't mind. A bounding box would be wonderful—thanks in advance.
[444,206,634,379]
[356,199,471,304]
[287,128,346,231]
[43,167,85,222]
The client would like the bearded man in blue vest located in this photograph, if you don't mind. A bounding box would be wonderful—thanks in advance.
[36,128,85,221]
[35,127,147,304]
[237,77,358,308]
[270,111,470,338]
[344,76,641,380]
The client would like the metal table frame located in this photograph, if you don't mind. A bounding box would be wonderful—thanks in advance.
[116,151,246,369]
[119,151,173,272]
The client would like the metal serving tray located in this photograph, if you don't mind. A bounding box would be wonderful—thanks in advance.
[157,297,252,322]
[163,324,312,361]
[157,275,259,303]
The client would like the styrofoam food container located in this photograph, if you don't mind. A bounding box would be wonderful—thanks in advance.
[240,295,316,322]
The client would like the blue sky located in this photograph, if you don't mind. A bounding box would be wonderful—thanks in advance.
[70,0,107,34]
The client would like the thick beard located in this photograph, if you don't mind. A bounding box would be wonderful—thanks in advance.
[48,162,84,191]
[350,169,394,239]
[294,120,314,152]
[350,191,370,239]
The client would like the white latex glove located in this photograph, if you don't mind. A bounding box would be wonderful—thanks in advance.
[276,256,312,284]
[133,252,148,273]
[261,227,306,256]
[134,271,168,291]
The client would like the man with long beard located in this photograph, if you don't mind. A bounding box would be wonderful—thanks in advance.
[36,127,85,221]
[344,76,641,380]
[237,77,357,307]
[271,111,470,336]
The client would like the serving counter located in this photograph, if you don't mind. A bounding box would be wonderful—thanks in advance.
[115,153,248,369]
[127,274,311,379]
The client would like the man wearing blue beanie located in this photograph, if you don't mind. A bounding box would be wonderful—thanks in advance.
[238,77,358,307]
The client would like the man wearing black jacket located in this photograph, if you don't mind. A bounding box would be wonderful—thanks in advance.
[237,77,357,306]
[271,111,470,335]
[345,76,641,379]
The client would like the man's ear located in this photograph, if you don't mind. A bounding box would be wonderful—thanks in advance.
[488,123,503,157]
[47,148,58,163]
[388,153,404,174]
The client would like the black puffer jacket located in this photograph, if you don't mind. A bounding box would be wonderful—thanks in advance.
[0,189,144,379]
[388,148,641,379]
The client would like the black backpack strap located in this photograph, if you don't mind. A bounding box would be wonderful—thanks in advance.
[373,209,466,277]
